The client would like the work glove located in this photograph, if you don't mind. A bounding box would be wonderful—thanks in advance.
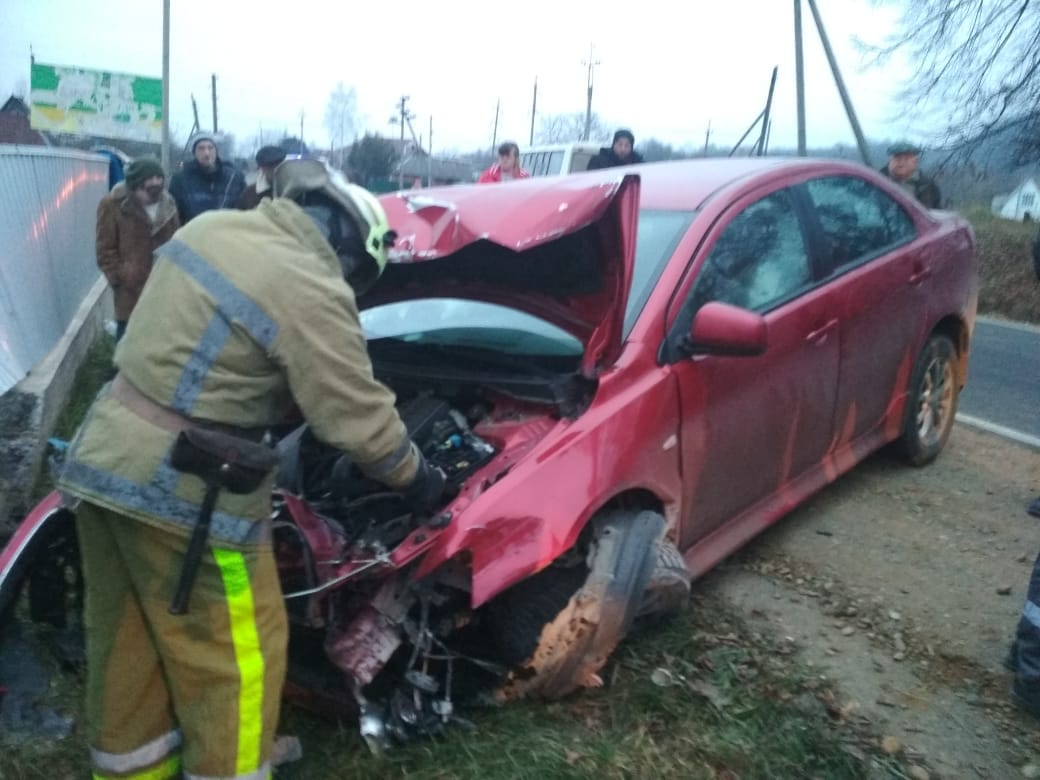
[401,450,448,512]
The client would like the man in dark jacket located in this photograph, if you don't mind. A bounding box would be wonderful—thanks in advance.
[95,156,180,340]
[588,129,644,169]
[237,145,288,209]
[168,131,245,223]
[879,142,941,208]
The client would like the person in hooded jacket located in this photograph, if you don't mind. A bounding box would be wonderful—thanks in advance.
[587,129,644,170]
[95,156,180,340]
[168,131,246,223]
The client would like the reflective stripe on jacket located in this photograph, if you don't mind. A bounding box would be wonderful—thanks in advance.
[61,198,418,546]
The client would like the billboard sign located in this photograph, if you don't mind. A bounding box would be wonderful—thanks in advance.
[30,62,162,143]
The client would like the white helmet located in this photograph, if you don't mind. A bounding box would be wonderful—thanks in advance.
[272,158,395,292]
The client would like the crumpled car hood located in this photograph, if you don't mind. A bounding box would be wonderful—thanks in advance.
[365,172,640,377]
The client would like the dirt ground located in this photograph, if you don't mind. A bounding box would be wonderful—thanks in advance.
[703,425,1040,779]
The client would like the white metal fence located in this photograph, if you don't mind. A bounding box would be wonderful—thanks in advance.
[0,146,109,394]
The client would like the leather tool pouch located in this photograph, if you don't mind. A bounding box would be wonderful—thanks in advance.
[170,428,280,494]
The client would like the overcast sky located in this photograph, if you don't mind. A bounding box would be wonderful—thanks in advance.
[1,0,919,155]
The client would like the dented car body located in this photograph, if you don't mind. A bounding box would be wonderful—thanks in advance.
[0,158,977,749]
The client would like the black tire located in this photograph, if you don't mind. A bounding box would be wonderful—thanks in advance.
[898,334,958,466]
[490,509,664,701]
[0,510,82,635]
[636,538,692,621]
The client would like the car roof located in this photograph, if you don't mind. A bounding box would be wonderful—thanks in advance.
[585,156,878,211]
[410,156,884,213]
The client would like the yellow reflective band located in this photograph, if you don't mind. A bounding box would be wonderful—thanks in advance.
[92,753,182,779]
[214,548,265,776]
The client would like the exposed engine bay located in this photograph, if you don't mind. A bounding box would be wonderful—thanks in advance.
[271,392,513,750]
[275,395,497,547]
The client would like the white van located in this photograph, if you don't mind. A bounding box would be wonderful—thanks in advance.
[520,143,602,177]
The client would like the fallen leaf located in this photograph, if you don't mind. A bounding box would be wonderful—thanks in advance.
[881,735,902,755]
[687,679,730,709]
[564,750,583,765]
[651,668,675,687]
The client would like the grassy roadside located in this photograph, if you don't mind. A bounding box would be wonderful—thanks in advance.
[27,334,115,503]
[963,207,1040,325]
[1,593,912,780]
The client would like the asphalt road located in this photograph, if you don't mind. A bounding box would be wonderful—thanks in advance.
[957,317,1040,444]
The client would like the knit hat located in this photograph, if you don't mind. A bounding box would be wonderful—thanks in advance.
[613,129,635,146]
[125,157,165,189]
[189,131,218,152]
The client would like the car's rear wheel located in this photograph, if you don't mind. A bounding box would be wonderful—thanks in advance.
[898,333,958,466]
[0,511,84,663]
[488,509,664,701]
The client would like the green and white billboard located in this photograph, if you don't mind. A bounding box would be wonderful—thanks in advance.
[30,62,162,142]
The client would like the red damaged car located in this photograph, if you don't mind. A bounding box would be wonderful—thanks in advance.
[0,158,977,750]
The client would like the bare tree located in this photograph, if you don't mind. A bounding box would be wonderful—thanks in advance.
[868,0,1040,156]
[324,82,359,168]
[536,112,608,144]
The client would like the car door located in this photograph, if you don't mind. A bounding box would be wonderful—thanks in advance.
[668,186,841,551]
[799,176,923,450]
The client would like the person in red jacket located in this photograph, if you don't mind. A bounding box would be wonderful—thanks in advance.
[478,142,530,183]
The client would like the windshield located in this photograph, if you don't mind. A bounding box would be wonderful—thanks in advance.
[361,209,693,356]
[625,209,694,334]
[362,299,583,357]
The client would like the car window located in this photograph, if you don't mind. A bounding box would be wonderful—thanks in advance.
[804,176,917,270]
[547,151,564,174]
[690,189,812,313]
[570,152,592,172]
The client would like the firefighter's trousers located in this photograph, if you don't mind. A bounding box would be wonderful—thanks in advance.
[77,502,288,780]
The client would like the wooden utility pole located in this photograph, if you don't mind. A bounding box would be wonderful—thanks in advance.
[805,0,872,166]
[704,120,712,156]
[491,99,500,154]
[299,110,304,154]
[427,115,434,187]
[530,78,538,146]
[794,0,806,155]
[582,43,600,141]
[755,66,779,156]
[161,0,170,173]
[211,73,218,132]
[395,95,412,143]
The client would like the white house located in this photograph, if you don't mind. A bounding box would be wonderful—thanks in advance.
[994,177,1040,221]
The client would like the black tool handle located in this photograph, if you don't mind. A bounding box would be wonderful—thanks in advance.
[169,483,221,615]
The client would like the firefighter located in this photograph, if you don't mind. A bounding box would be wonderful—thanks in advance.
[58,158,446,779]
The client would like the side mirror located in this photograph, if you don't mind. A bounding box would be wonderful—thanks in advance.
[685,301,767,357]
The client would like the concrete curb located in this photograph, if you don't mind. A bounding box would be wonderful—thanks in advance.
[0,277,112,536]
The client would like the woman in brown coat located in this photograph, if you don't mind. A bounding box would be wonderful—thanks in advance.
[96,157,180,339]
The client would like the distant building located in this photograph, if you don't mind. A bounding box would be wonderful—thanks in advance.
[993,177,1040,221]
[0,96,46,145]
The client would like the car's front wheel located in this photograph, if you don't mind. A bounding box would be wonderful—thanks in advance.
[487,509,666,701]
[898,333,958,466]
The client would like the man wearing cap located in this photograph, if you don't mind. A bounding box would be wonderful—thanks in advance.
[60,158,447,779]
[237,145,288,209]
[168,131,246,224]
[880,142,941,208]
[95,156,180,341]
[588,129,645,169]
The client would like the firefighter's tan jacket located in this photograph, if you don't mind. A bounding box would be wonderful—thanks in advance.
[60,198,418,548]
